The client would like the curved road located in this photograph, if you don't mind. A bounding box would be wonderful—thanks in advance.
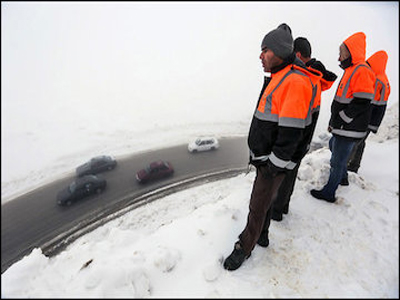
[1,136,249,274]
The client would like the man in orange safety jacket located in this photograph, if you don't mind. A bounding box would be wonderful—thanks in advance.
[223,23,322,271]
[310,32,375,203]
[346,50,391,175]
[271,37,337,221]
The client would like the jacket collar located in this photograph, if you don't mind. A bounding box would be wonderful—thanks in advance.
[270,52,296,74]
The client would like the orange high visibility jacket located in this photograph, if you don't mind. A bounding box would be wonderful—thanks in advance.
[329,32,376,139]
[306,59,337,113]
[367,50,391,132]
[255,64,320,127]
[248,62,321,169]
[296,58,337,158]
[317,75,336,109]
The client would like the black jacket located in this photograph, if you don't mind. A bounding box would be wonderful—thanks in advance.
[291,58,337,159]
[329,61,375,140]
[369,105,387,133]
[248,54,321,169]
[274,57,337,163]
[306,58,337,82]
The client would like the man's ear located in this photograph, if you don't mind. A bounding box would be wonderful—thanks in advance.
[295,52,302,59]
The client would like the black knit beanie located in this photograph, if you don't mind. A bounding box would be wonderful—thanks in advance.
[261,23,293,59]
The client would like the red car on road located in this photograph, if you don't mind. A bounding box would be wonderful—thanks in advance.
[135,160,174,183]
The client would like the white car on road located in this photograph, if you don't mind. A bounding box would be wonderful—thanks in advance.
[188,137,219,153]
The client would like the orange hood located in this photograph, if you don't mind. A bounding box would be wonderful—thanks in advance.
[367,50,388,76]
[343,32,366,64]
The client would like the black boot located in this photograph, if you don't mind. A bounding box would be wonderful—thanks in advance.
[257,234,269,248]
[310,189,336,203]
[271,209,283,221]
[347,165,359,174]
[223,241,250,271]
[283,203,289,214]
[340,177,349,186]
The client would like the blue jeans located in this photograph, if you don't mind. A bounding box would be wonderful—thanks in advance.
[320,135,356,199]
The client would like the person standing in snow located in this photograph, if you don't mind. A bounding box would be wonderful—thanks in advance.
[310,32,376,203]
[270,37,337,221]
[345,50,391,176]
[223,24,322,271]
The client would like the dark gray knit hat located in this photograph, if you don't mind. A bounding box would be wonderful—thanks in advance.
[261,23,293,59]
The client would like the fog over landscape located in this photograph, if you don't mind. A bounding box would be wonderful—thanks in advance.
[2,2,398,201]
[1,2,399,298]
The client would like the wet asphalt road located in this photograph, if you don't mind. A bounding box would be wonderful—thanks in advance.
[1,136,249,274]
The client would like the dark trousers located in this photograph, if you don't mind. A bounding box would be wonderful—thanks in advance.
[347,131,370,173]
[272,112,319,216]
[320,135,356,199]
[272,163,300,215]
[239,168,286,255]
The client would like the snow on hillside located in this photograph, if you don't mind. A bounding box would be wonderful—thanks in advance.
[2,103,398,298]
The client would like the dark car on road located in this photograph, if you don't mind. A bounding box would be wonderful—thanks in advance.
[136,160,174,184]
[57,175,107,206]
[76,155,117,177]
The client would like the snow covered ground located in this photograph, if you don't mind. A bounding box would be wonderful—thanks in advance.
[2,2,399,298]
[1,104,398,297]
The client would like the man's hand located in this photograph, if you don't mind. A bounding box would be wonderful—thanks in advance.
[259,159,283,178]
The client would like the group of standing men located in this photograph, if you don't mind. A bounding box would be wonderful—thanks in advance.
[223,23,391,271]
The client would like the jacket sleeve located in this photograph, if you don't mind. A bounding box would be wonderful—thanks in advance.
[369,105,387,133]
[309,59,338,90]
[320,70,338,91]
[339,66,375,123]
[270,126,304,168]
[339,96,371,123]
[269,78,310,168]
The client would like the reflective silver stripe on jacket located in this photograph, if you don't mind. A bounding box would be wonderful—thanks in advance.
[250,150,269,162]
[250,150,297,170]
[306,78,317,126]
[285,161,297,170]
[353,91,374,99]
[254,70,292,122]
[339,110,353,123]
[331,129,367,138]
[371,78,388,105]
[368,124,379,131]
[254,68,315,128]
[279,116,307,128]
[254,111,279,122]
[269,152,297,170]
[334,64,374,104]
[269,152,290,168]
